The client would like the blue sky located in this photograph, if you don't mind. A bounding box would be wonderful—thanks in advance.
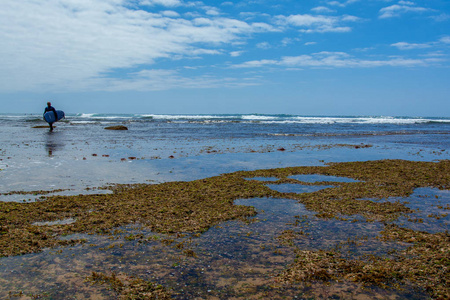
[0,0,449,116]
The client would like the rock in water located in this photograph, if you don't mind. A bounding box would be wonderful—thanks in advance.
[105,125,128,130]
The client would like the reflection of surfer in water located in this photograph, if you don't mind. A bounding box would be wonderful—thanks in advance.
[45,129,64,156]
[44,102,57,131]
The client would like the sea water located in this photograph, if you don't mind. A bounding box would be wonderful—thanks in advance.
[1,113,449,200]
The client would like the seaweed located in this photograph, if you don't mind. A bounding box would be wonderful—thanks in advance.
[87,272,171,299]
[1,159,449,298]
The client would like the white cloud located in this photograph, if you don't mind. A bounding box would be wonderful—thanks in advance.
[204,7,221,16]
[440,36,450,44]
[353,47,375,52]
[275,14,359,33]
[391,42,431,50]
[391,36,450,50]
[422,51,445,58]
[232,51,443,69]
[327,0,359,8]
[0,0,272,92]
[161,10,180,17]
[230,51,244,57]
[432,13,450,22]
[140,0,182,7]
[379,2,432,19]
[277,14,335,27]
[257,42,271,49]
[232,59,277,68]
[311,6,335,14]
[301,26,352,33]
[100,69,260,91]
[239,11,271,21]
[341,15,361,22]
[281,37,301,46]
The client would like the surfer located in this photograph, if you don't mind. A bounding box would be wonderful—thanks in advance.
[44,102,58,131]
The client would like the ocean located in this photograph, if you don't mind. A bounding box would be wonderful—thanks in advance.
[1,113,449,201]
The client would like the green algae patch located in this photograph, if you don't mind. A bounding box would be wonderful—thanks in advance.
[87,272,171,299]
[0,175,273,257]
[277,224,449,299]
[1,189,69,196]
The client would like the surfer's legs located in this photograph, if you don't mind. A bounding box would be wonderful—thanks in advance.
[49,122,54,131]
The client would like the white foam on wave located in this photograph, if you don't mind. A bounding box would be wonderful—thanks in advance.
[60,114,450,124]
[261,116,450,125]
[77,113,131,120]
[241,115,278,121]
[78,113,96,118]
[142,114,235,120]
[69,121,103,124]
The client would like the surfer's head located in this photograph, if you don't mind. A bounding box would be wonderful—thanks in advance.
[47,102,51,106]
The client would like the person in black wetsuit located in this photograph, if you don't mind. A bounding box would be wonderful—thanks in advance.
[44,102,58,131]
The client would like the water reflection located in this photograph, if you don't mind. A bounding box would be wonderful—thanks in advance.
[45,131,65,157]
[383,187,450,233]
[289,174,360,183]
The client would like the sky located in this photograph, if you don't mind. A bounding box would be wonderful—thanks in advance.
[0,0,449,116]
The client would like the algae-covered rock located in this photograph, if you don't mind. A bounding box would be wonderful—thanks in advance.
[105,125,128,130]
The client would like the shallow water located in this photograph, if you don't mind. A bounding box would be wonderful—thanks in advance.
[289,174,360,183]
[384,187,450,233]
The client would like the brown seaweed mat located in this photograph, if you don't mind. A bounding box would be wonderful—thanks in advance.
[1,159,449,299]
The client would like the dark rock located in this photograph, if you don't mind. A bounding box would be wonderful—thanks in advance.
[105,125,128,130]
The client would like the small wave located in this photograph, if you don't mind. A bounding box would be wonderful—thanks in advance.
[77,113,131,119]
[142,114,236,120]
[257,116,450,125]
[2,113,448,125]
[289,116,413,124]
[265,131,449,137]
[241,115,278,121]
[76,113,96,118]
[428,120,450,124]
[69,120,106,125]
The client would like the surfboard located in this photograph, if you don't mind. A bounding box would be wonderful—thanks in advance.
[44,110,65,123]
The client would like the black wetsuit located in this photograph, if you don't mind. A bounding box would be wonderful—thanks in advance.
[44,105,57,131]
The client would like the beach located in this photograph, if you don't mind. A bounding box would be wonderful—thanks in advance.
[0,113,449,299]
